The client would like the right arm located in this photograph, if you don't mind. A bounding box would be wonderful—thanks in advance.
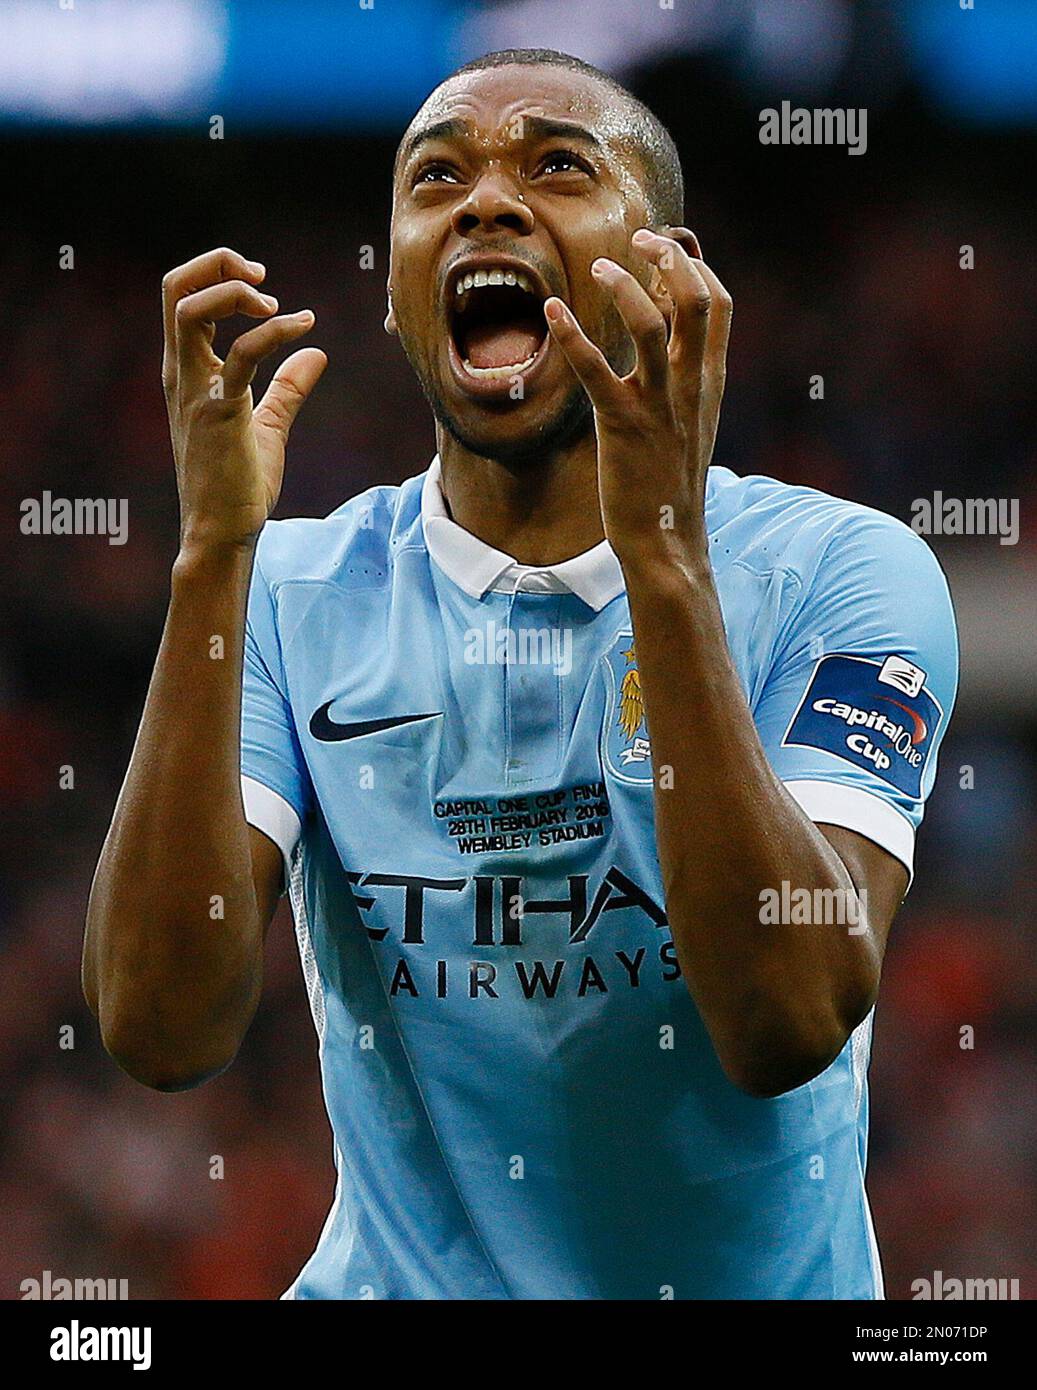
[83,247,326,1091]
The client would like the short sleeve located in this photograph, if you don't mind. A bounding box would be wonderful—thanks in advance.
[240,552,312,881]
[754,515,958,883]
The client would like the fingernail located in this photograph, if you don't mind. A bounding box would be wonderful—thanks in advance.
[591,258,615,277]
[261,294,278,309]
[296,309,315,323]
[544,298,565,322]
[632,228,654,244]
[249,260,266,275]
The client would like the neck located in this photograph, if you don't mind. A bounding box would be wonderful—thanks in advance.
[435,426,606,565]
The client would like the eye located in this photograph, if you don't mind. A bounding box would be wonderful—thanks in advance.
[537,149,593,177]
[414,162,461,187]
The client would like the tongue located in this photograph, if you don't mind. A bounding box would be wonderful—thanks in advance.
[465,321,542,369]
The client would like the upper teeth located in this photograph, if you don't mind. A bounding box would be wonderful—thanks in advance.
[455,267,535,296]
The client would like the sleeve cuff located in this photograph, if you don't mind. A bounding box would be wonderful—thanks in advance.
[241,775,302,888]
[783,778,916,886]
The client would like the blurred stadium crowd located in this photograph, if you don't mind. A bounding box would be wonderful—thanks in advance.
[2,45,1035,1298]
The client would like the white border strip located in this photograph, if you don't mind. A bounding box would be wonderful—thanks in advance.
[241,775,301,886]
[784,778,916,883]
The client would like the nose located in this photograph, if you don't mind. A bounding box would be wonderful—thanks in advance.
[451,169,535,238]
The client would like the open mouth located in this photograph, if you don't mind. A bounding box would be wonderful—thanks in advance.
[449,265,549,381]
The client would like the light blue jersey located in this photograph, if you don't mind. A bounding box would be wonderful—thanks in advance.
[240,457,957,1300]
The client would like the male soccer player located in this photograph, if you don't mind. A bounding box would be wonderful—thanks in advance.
[84,49,957,1299]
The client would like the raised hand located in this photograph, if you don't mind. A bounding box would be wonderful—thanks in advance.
[543,228,731,564]
[161,247,327,552]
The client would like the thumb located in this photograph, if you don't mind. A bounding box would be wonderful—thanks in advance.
[254,347,328,438]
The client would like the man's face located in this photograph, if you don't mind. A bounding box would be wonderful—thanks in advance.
[387,64,654,464]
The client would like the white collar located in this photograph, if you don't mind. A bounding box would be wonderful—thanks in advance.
[420,455,624,611]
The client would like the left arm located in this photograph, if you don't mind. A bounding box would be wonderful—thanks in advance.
[623,554,905,1097]
[545,230,906,1097]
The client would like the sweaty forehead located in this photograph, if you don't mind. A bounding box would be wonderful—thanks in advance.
[397,63,630,170]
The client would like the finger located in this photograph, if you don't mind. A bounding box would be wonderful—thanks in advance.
[162,247,265,381]
[222,309,316,397]
[631,229,711,373]
[253,345,328,440]
[640,229,700,327]
[175,281,279,381]
[543,298,622,412]
[591,257,669,391]
[687,256,733,365]
[660,225,702,261]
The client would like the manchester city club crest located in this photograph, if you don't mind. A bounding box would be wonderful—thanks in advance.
[601,633,654,785]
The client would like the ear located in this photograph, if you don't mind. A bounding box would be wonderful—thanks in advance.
[646,226,702,332]
[384,284,397,336]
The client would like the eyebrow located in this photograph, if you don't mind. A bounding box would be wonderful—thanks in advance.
[399,114,602,170]
[400,118,467,168]
[520,116,602,149]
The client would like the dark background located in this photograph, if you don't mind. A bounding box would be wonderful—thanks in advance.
[1,0,1035,1299]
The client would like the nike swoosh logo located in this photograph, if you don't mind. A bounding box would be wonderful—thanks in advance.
[308,704,443,743]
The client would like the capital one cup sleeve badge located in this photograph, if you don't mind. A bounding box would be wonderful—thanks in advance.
[602,638,654,784]
[782,653,942,798]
